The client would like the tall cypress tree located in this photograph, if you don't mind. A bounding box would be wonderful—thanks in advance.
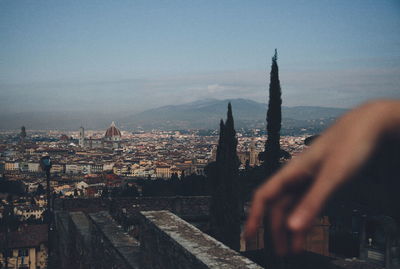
[264,49,282,175]
[209,103,241,250]
[264,49,285,268]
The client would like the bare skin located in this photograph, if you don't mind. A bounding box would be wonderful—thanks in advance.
[244,100,400,256]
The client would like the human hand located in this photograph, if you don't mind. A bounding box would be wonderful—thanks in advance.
[244,100,400,256]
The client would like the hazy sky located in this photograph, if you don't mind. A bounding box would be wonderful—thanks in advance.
[1,0,399,114]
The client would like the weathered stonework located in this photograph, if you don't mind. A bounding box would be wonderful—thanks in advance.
[55,209,263,269]
[109,196,211,237]
[55,211,140,269]
[88,211,141,269]
[109,196,210,217]
[69,211,92,269]
[54,211,76,269]
[54,197,109,213]
[55,196,210,218]
[139,210,262,269]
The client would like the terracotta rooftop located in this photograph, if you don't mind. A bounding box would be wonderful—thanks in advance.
[104,121,122,138]
[0,224,48,249]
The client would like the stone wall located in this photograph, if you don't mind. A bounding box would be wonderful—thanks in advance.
[139,210,262,269]
[55,196,210,218]
[54,197,108,213]
[109,196,211,235]
[54,211,76,269]
[54,209,262,269]
[54,210,140,269]
[88,211,141,269]
[109,196,210,217]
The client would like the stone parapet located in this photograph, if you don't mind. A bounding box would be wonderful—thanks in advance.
[88,211,141,269]
[139,210,262,269]
[54,210,140,269]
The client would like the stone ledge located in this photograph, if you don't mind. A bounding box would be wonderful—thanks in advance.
[139,210,262,269]
[88,211,141,268]
[69,211,91,246]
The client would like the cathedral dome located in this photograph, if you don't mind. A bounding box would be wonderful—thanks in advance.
[105,121,121,138]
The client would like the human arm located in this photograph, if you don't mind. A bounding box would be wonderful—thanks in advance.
[244,100,400,255]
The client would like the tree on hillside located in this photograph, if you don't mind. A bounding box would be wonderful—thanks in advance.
[262,49,282,175]
[263,49,285,268]
[120,185,139,197]
[209,103,241,250]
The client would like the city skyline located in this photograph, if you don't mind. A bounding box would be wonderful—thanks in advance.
[1,0,400,116]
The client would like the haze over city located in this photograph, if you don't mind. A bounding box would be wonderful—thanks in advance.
[1,0,400,121]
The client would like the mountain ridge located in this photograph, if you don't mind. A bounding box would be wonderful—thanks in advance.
[0,98,347,132]
[120,98,347,132]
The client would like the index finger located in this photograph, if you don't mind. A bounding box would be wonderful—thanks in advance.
[244,152,321,240]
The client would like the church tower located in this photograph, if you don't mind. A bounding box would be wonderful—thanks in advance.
[20,126,27,143]
[79,126,85,147]
[249,139,258,166]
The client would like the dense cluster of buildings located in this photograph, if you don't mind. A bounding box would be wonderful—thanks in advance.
[0,124,307,181]
[0,124,310,268]
[0,123,308,223]
[0,123,308,227]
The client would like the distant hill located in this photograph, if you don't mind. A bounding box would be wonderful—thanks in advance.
[120,98,347,133]
[0,99,347,133]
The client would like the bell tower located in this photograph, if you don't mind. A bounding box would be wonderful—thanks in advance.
[79,126,85,147]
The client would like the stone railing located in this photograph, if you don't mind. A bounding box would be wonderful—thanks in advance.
[54,210,140,269]
[139,210,262,269]
[89,211,141,269]
[54,210,261,269]
[55,196,210,218]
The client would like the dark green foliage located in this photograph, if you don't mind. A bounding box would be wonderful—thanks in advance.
[0,178,26,195]
[141,179,176,196]
[170,173,179,182]
[262,50,285,268]
[208,103,241,250]
[280,149,291,160]
[137,174,209,197]
[36,184,45,195]
[304,135,319,146]
[178,174,209,196]
[101,186,109,198]
[263,49,282,174]
[238,165,266,202]
[0,197,20,232]
[106,184,140,197]
[119,185,139,197]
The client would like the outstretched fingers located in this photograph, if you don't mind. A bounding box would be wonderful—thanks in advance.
[287,142,372,252]
[244,157,318,240]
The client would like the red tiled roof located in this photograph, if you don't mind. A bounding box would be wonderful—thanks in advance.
[0,224,48,248]
[104,121,121,137]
